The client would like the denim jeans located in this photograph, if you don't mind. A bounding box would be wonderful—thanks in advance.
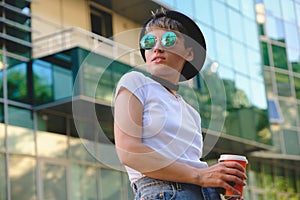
[132,177,222,200]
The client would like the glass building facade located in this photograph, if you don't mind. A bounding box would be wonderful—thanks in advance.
[0,0,299,199]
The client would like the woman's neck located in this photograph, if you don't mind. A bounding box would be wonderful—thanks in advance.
[149,75,179,92]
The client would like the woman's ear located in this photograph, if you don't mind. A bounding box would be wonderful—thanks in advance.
[185,47,194,62]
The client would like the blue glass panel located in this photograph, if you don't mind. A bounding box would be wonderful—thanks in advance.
[235,74,252,107]
[241,0,256,20]
[228,9,244,43]
[251,80,267,109]
[268,100,282,122]
[284,22,300,50]
[159,0,175,7]
[280,0,296,23]
[199,24,217,60]
[247,48,263,81]
[244,18,260,50]
[218,65,235,81]
[215,32,232,68]
[287,47,300,66]
[175,0,194,16]
[212,0,229,35]
[296,3,300,27]
[265,15,285,41]
[264,0,282,18]
[232,41,248,75]
[226,0,240,10]
[195,0,212,25]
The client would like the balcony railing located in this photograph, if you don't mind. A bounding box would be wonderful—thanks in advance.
[32,26,143,67]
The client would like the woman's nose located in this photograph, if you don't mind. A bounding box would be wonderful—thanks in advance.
[153,40,164,53]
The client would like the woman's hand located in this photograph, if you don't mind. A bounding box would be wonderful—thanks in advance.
[197,161,247,196]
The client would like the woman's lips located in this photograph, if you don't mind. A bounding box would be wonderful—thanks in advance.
[152,56,165,64]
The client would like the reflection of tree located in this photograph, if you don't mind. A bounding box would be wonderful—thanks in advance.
[292,61,300,74]
[5,64,53,105]
[33,71,53,105]
[7,67,28,102]
[223,79,251,109]
[183,66,272,145]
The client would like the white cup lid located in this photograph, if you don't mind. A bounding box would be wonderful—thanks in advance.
[218,154,248,163]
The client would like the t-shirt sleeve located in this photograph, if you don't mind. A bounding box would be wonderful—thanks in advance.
[114,71,147,105]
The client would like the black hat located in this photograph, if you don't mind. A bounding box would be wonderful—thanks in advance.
[140,10,206,81]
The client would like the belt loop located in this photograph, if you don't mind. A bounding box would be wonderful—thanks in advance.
[175,182,182,191]
[131,182,138,193]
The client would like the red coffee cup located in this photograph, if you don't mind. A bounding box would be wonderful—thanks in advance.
[218,154,248,198]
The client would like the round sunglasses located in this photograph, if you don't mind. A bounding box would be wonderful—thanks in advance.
[140,31,177,50]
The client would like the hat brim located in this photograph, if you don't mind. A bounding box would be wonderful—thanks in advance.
[140,10,206,81]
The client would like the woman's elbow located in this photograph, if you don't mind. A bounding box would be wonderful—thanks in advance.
[116,148,134,166]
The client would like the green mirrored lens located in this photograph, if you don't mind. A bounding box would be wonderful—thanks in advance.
[140,34,156,50]
[161,32,176,48]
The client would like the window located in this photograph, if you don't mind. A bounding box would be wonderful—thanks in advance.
[33,60,53,104]
[0,154,7,200]
[9,155,36,200]
[71,164,98,200]
[7,106,35,155]
[261,41,270,66]
[267,99,283,123]
[100,169,123,200]
[7,63,29,103]
[283,129,300,155]
[272,44,288,70]
[33,58,72,105]
[41,162,67,199]
[275,72,291,97]
[0,103,4,152]
[90,6,113,38]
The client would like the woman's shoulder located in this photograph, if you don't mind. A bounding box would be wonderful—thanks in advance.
[115,71,151,104]
[118,70,152,87]
[116,71,150,92]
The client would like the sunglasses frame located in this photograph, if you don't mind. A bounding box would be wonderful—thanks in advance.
[140,31,177,50]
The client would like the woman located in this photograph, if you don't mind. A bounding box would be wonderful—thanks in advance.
[114,9,246,200]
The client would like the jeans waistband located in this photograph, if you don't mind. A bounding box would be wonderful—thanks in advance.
[132,176,198,193]
[132,176,222,200]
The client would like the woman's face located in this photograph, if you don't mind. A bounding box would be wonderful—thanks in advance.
[143,29,193,78]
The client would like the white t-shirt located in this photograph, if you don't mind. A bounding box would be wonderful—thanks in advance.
[115,71,208,183]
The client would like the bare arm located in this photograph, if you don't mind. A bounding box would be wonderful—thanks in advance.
[114,88,246,195]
